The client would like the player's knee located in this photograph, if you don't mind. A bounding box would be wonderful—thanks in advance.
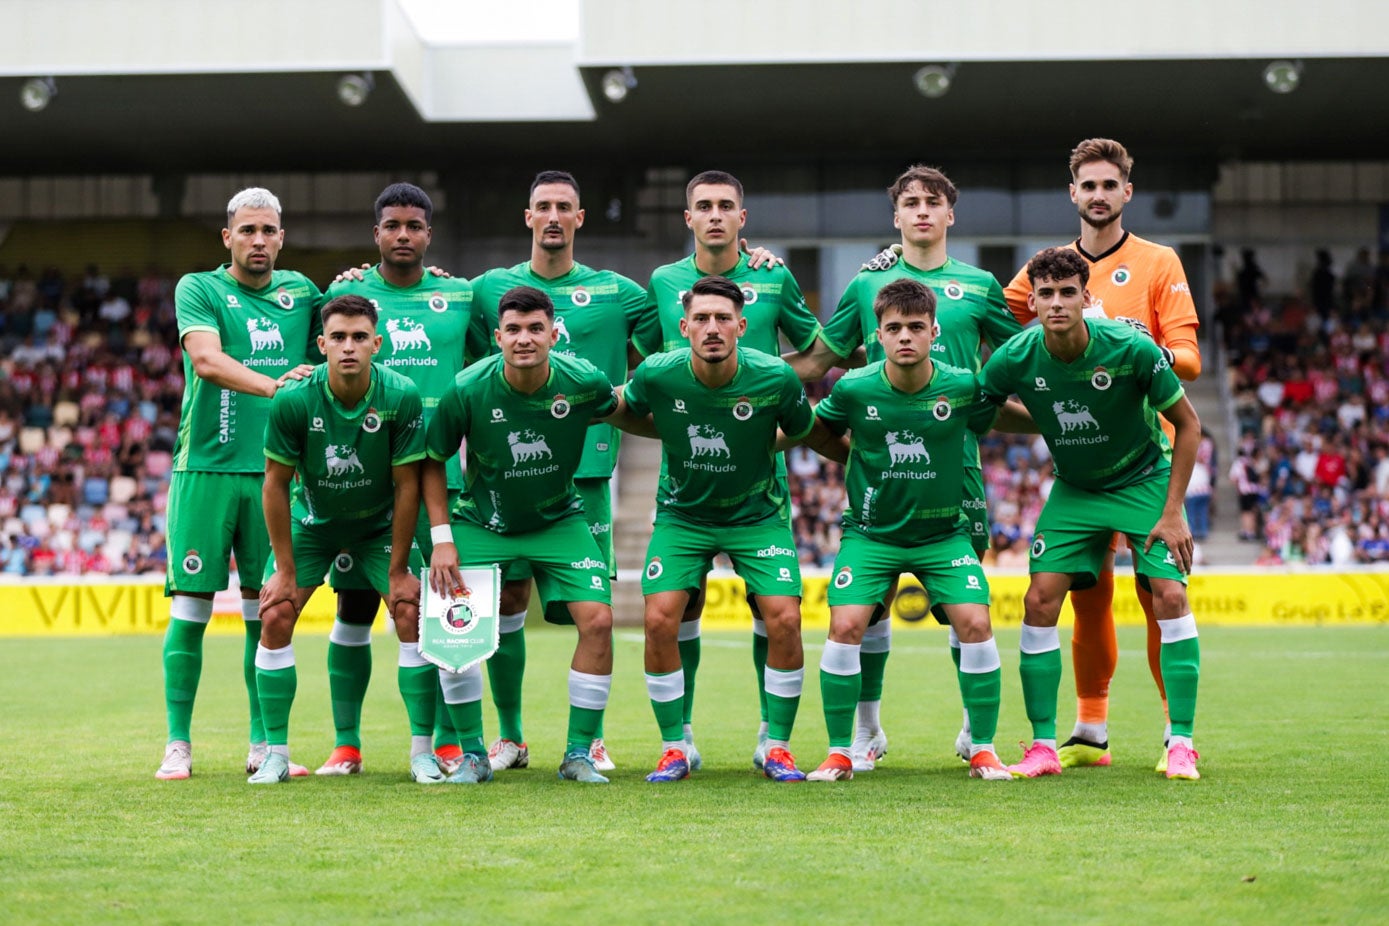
[259,603,297,646]
[1149,581,1190,620]
[1023,585,1063,623]
[827,613,867,644]
[390,604,419,641]
[951,608,993,644]
[759,602,802,639]
[499,580,532,614]
[336,588,379,624]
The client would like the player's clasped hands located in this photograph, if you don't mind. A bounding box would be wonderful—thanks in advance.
[1145,511,1195,575]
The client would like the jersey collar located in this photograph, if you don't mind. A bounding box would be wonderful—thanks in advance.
[1075,231,1130,264]
[218,263,276,294]
[321,365,378,419]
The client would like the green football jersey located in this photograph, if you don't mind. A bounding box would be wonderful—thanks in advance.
[815,361,997,545]
[174,265,323,473]
[821,257,1022,470]
[978,319,1184,492]
[633,253,821,359]
[426,352,618,535]
[624,347,814,527]
[471,261,645,480]
[264,363,426,526]
[325,267,483,490]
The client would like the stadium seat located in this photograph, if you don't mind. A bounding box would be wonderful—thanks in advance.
[104,529,133,559]
[145,451,172,478]
[52,401,80,427]
[48,426,73,449]
[46,504,71,528]
[19,428,46,455]
[109,476,137,504]
[83,478,110,506]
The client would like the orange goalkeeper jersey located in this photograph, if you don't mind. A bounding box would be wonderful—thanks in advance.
[1004,232,1201,381]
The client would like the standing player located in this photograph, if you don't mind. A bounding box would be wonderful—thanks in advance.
[315,182,485,777]
[979,248,1202,781]
[468,171,646,774]
[1002,139,1202,769]
[252,295,432,784]
[633,170,827,770]
[805,166,1024,771]
[156,187,321,781]
[625,276,815,783]
[423,285,640,785]
[790,280,1033,781]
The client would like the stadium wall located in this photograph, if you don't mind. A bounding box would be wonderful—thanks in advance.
[4,570,1386,636]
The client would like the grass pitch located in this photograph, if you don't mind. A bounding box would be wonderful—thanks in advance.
[1,625,1386,924]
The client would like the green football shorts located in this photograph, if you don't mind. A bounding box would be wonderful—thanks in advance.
[828,527,989,622]
[263,511,395,597]
[502,478,614,583]
[330,488,462,591]
[1029,477,1188,588]
[165,471,271,595]
[642,516,801,598]
[450,514,610,624]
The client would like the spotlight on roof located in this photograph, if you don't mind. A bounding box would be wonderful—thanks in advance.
[601,67,637,103]
[20,77,57,113]
[913,64,955,99]
[1263,60,1302,94]
[336,72,375,107]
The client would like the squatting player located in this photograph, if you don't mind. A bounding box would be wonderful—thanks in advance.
[808,165,1024,771]
[316,182,484,777]
[625,276,815,783]
[423,285,645,785]
[1003,139,1202,770]
[979,248,1202,781]
[156,187,321,781]
[252,295,432,784]
[633,170,829,771]
[468,170,646,775]
[790,279,1036,781]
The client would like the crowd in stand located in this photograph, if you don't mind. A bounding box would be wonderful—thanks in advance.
[5,246,1389,576]
[1220,246,1389,565]
[0,264,180,577]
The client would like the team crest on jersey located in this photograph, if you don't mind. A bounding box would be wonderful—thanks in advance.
[1030,534,1046,558]
[570,288,591,307]
[428,293,448,312]
[1111,266,1132,287]
[646,558,664,580]
[247,318,284,353]
[1053,400,1098,433]
[275,289,295,310]
[1090,366,1113,391]
[943,281,964,300]
[182,551,203,575]
[741,286,759,305]
[932,396,952,421]
[551,394,571,419]
[733,397,754,421]
[834,567,853,589]
[335,553,355,573]
[443,600,477,633]
[362,409,382,433]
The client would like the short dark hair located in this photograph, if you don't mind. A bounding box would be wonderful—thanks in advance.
[322,293,378,327]
[530,170,580,201]
[1026,247,1090,288]
[873,279,937,323]
[498,285,555,321]
[887,165,958,207]
[686,170,744,206]
[1069,138,1133,183]
[374,182,433,224]
[681,275,745,313]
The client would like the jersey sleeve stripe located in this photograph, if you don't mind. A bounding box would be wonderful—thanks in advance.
[1152,387,1185,413]
[263,449,297,467]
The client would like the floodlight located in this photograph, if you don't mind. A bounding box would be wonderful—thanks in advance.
[20,77,56,112]
[1263,60,1302,94]
[913,65,955,99]
[336,73,375,107]
[601,67,637,103]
